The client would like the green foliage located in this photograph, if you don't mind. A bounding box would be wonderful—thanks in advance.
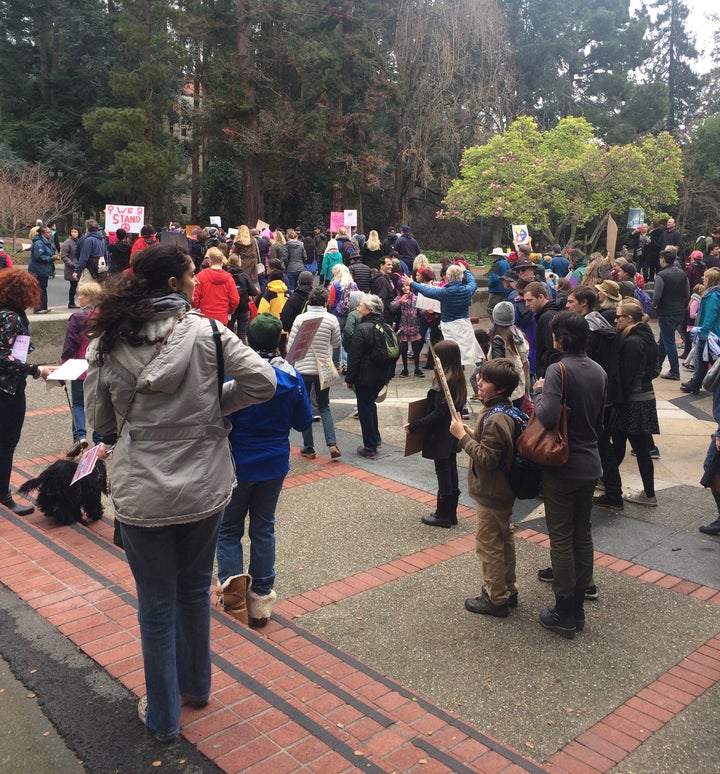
[687,117,720,188]
[442,117,683,248]
[197,162,242,227]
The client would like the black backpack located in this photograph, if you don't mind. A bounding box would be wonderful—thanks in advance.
[479,405,542,500]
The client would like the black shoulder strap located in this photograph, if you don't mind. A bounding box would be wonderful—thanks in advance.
[209,318,224,404]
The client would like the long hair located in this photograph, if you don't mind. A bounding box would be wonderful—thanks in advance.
[88,243,192,363]
[236,224,252,247]
[432,340,467,410]
[332,263,353,289]
[272,230,286,246]
[366,230,381,251]
[493,323,518,356]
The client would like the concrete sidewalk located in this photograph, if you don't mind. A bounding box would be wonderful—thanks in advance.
[1,323,719,773]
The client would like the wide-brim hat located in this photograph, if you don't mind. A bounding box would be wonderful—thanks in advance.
[514,258,534,270]
[595,279,621,302]
[502,269,519,282]
[489,247,505,257]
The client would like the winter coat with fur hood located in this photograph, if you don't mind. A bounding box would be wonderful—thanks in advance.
[85,302,277,527]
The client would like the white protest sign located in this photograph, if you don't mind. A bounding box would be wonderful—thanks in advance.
[105,205,145,232]
[344,209,357,228]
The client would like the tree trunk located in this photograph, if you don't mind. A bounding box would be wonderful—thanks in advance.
[490,216,504,248]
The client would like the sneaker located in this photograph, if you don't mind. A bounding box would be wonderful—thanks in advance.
[414,369,425,377]
[66,439,88,459]
[35,308,49,314]
[313,415,321,422]
[537,567,554,583]
[631,446,660,459]
[594,480,606,493]
[592,494,624,511]
[680,384,699,394]
[375,385,388,404]
[660,372,680,381]
[399,369,409,377]
[328,445,342,459]
[300,448,316,460]
[138,696,178,742]
[585,585,599,601]
[356,445,376,459]
[623,491,657,506]
[464,589,509,618]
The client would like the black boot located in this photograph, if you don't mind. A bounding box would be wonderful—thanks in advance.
[1,495,34,516]
[539,594,576,639]
[421,494,453,528]
[573,588,585,632]
[448,490,460,525]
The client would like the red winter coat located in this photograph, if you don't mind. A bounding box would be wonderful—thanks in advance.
[192,267,240,324]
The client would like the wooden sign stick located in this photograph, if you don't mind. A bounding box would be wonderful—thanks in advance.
[428,340,460,422]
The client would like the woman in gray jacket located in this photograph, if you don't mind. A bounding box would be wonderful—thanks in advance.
[85,243,276,742]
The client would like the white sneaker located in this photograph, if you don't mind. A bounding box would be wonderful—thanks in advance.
[623,491,657,507]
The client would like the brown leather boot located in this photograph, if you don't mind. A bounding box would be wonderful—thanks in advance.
[217,574,252,624]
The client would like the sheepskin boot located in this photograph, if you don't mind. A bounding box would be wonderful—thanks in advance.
[217,574,252,625]
[246,588,277,629]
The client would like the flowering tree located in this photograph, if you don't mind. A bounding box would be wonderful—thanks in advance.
[441,116,683,250]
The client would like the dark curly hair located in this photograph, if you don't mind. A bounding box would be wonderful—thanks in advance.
[0,268,40,312]
[88,243,193,363]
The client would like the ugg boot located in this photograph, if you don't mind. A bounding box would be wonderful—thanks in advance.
[217,574,252,624]
[246,588,277,629]
[539,594,576,639]
[421,495,453,528]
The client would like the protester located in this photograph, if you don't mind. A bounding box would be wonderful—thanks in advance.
[0,269,55,515]
[215,313,312,627]
[533,311,606,638]
[84,243,276,742]
[287,287,342,461]
[390,283,424,377]
[29,225,56,313]
[61,227,81,308]
[487,301,530,407]
[193,246,240,324]
[450,359,519,617]
[405,340,466,528]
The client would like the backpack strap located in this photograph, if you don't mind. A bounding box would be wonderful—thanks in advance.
[208,318,224,404]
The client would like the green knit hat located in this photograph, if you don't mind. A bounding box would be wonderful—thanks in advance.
[247,313,282,351]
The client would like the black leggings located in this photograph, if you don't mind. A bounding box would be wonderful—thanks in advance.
[401,340,422,371]
[434,454,459,498]
[612,431,655,497]
[0,387,26,499]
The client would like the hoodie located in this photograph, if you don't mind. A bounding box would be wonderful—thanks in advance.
[258,278,289,321]
[192,266,240,323]
[618,322,658,401]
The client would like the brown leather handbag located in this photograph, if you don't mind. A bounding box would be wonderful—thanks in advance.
[516,362,570,466]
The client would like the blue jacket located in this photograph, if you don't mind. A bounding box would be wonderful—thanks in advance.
[28,234,56,278]
[487,257,510,294]
[77,231,110,276]
[410,269,476,322]
[697,286,720,341]
[551,255,570,277]
[228,357,312,481]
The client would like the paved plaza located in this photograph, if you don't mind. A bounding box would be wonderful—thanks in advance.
[1,309,719,773]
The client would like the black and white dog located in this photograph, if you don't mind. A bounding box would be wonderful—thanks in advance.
[18,459,107,526]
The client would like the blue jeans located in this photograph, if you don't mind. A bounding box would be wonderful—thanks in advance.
[70,380,102,444]
[215,477,284,594]
[657,314,684,376]
[286,271,300,293]
[355,384,382,451]
[301,375,336,450]
[120,513,221,740]
[33,274,49,310]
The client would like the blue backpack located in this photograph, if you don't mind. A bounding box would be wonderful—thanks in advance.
[634,285,653,315]
[479,405,542,500]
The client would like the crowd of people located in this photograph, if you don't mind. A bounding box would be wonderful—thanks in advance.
[2,215,720,739]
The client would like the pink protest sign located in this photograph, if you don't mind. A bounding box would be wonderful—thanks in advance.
[285,316,323,365]
[106,205,145,232]
[329,212,345,234]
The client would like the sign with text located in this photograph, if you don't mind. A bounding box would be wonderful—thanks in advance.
[627,209,644,229]
[344,209,357,227]
[285,316,324,365]
[105,205,145,232]
[329,212,345,234]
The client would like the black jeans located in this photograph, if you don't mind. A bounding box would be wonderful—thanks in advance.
[355,384,382,451]
[35,275,49,310]
[400,340,422,371]
[0,386,26,499]
[434,455,458,498]
[68,279,78,306]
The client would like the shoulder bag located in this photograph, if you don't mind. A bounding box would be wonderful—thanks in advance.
[516,362,570,466]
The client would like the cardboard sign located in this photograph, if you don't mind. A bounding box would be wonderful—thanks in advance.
[185,224,200,238]
[606,214,618,259]
[285,316,324,365]
[71,444,102,485]
[105,205,145,232]
[255,220,270,232]
[404,399,426,456]
[210,216,222,227]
